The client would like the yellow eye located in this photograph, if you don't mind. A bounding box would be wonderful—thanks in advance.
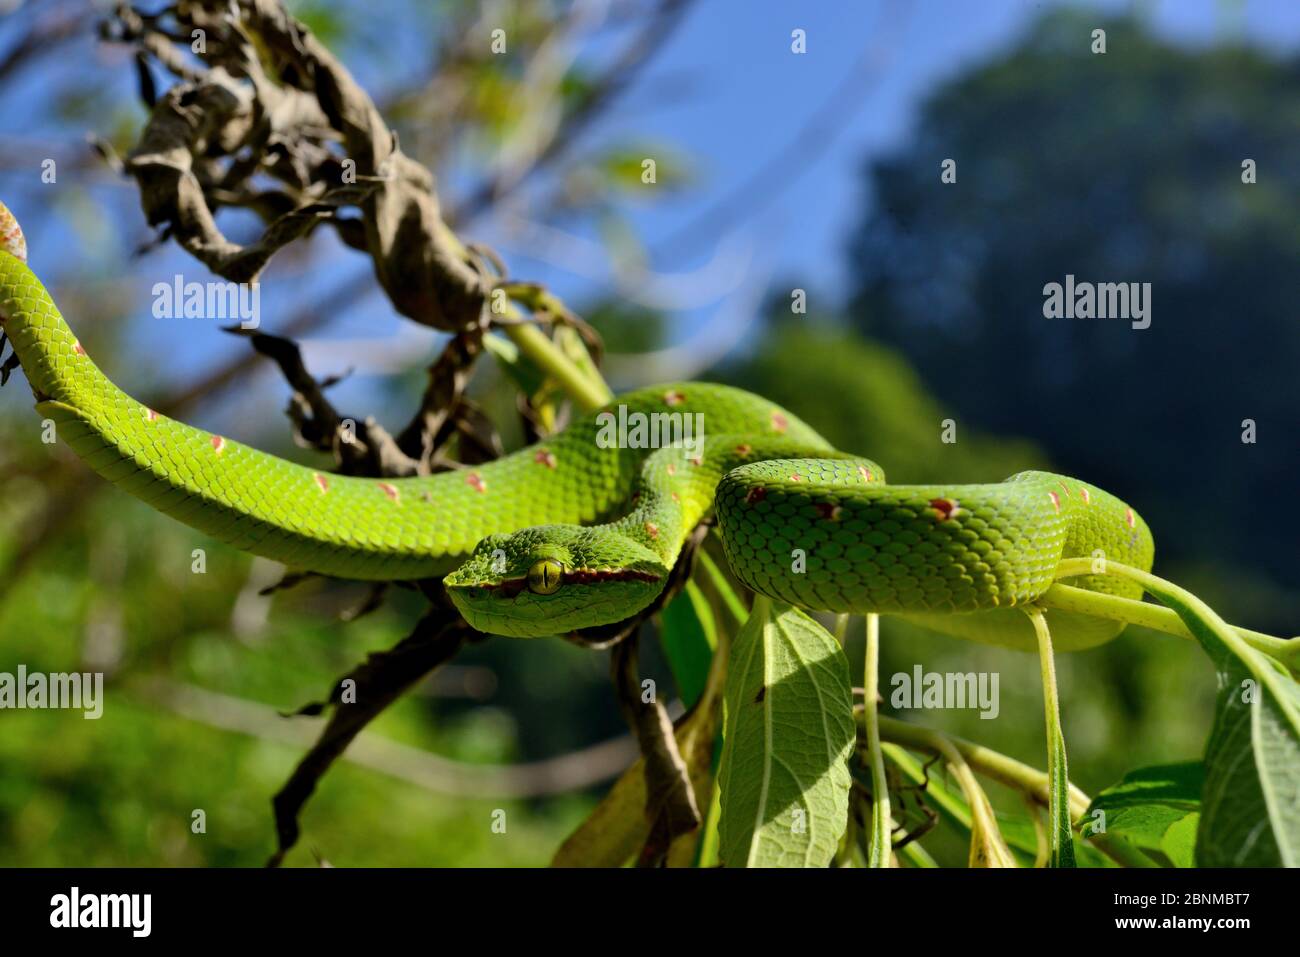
[527,558,564,595]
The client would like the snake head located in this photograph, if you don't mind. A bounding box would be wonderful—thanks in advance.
[444,525,668,638]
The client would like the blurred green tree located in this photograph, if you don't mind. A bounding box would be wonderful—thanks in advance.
[848,11,1300,629]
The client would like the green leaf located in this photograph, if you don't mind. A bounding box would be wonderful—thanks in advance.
[1123,579,1300,867]
[1086,762,1202,867]
[716,598,854,867]
[549,753,652,868]
[551,694,717,868]
[1163,813,1199,869]
[882,745,1113,867]
[659,582,716,710]
[1197,657,1300,866]
[482,334,544,395]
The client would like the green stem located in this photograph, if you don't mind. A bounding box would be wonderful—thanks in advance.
[1026,607,1076,867]
[875,717,1151,867]
[874,716,1090,819]
[1022,793,1049,868]
[1089,833,1163,869]
[896,837,939,868]
[931,738,1015,866]
[1040,580,1297,669]
[874,719,1015,866]
[862,613,891,867]
[1058,557,1300,719]
[500,320,612,412]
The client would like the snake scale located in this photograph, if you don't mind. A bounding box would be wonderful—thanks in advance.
[0,202,1153,648]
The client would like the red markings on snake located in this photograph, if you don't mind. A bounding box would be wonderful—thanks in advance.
[930,497,959,520]
[815,502,843,522]
[466,472,487,493]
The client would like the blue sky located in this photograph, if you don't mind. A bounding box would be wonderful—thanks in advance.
[4,0,1300,421]
[610,0,1300,295]
[486,0,1300,381]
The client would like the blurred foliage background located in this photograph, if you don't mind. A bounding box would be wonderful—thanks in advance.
[0,0,1295,866]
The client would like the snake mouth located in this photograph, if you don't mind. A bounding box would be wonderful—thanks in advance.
[445,567,667,638]
[453,567,663,599]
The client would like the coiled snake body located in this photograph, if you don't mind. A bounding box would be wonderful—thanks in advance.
[0,203,1153,647]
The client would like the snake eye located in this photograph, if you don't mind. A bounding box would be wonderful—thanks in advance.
[527,558,564,595]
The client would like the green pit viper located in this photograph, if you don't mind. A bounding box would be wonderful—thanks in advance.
[0,201,1154,648]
